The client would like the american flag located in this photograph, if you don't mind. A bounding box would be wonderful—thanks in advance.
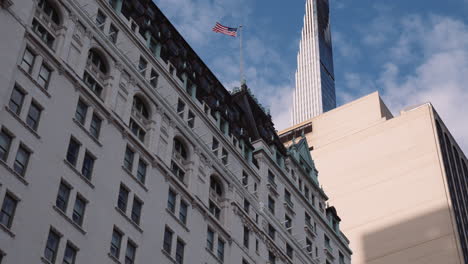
[212,22,238,37]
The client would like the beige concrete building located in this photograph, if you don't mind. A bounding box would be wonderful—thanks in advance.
[280,92,468,264]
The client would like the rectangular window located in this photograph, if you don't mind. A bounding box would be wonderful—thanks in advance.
[339,252,345,264]
[268,224,275,240]
[306,238,312,253]
[217,239,225,262]
[0,129,13,161]
[83,72,103,98]
[208,200,220,220]
[118,184,129,212]
[38,64,52,89]
[131,197,142,225]
[325,235,331,250]
[56,181,71,212]
[304,186,310,200]
[110,228,123,258]
[163,227,173,253]
[268,170,275,185]
[286,243,293,259]
[32,19,55,47]
[243,199,250,213]
[123,147,134,171]
[212,137,219,156]
[175,238,185,264]
[75,99,88,125]
[285,189,292,204]
[109,23,119,43]
[187,110,195,128]
[206,228,214,251]
[268,196,275,215]
[305,212,312,227]
[138,57,147,76]
[9,86,25,115]
[243,226,249,248]
[136,159,147,184]
[26,101,42,131]
[63,243,77,264]
[242,171,248,186]
[221,148,228,165]
[96,10,106,30]
[0,193,18,228]
[72,195,86,226]
[90,114,102,139]
[167,189,176,213]
[179,200,188,224]
[285,214,292,232]
[129,119,145,142]
[44,229,61,263]
[176,99,185,118]
[150,69,158,88]
[21,48,35,73]
[171,161,185,183]
[81,152,95,179]
[66,138,80,166]
[125,240,137,264]
[13,145,31,176]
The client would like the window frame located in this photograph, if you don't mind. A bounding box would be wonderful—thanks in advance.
[13,144,31,176]
[0,192,18,228]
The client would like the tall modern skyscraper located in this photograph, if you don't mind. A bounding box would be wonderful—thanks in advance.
[292,0,336,125]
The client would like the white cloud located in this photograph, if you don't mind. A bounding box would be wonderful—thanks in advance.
[378,15,468,152]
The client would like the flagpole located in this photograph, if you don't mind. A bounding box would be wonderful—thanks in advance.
[239,25,244,85]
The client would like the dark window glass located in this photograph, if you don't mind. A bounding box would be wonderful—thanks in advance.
[66,138,80,166]
[208,200,220,220]
[167,189,176,213]
[306,238,312,253]
[0,130,13,161]
[75,100,88,125]
[242,172,248,186]
[26,101,42,131]
[286,243,293,259]
[90,114,102,139]
[129,119,145,142]
[243,226,249,248]
[96,10,106,30]
[109,23,118,43]
[243,199,250,213]
[44,229,60,263]
[21,48,35,73]
[72,195,86,226]
[32,19,55,48]
[38,64,52,89]
[268,224,275,240]
[217,239,224,262]
[63,243,77,264]
[187,111,195,128]
[56,182,71,212]
[81,152,95,179]
[206,228,214,251]
[118,185,129,212]
[132,96,149,119]
[83,72,103,98]
[173,138,187,160]
[175,239,185,264]
[138,57,147,76]
[9,87,25,115]
[163,228,173,253]
[131,197,142,225]
[136,159,147,184]
[179,200,188,224]
[177,99,185,118]
[268,196,275,215]
[123,147,134,171]
[37,0,60,24]
[268,251,276,264]
[171,161,185,183]
[150,69,158,88]
[14,145,30,176]
[0,193,18,228]
[110,228,122,258]
[125,241,136,264]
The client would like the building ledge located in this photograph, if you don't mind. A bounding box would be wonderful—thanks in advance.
[53,205,86,235]
[165,208,190,233]
[0,223,15,238]
[115,207,143,233]
[63,159,95,189]
[161,248,176,264]
[5,106,41,140]
[121,166,148,192]
[107,253,121,264]
[17,66,51,98]
[0,159,29,186]
[72,118,103,148]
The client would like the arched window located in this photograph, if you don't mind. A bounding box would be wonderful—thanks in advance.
[87,49,108,75]
[210,176,223,197]
[37,0,61,25]
[173,138,187,160]
[132,96,149,119]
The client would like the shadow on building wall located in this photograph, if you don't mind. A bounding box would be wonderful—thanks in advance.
[361,207,463,264]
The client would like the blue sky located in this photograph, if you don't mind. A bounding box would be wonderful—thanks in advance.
[154,0,468,152]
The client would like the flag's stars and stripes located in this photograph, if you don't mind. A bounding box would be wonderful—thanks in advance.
[212,22,238,37]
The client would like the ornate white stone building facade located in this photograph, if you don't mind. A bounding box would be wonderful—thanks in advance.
[0,0,351,264]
